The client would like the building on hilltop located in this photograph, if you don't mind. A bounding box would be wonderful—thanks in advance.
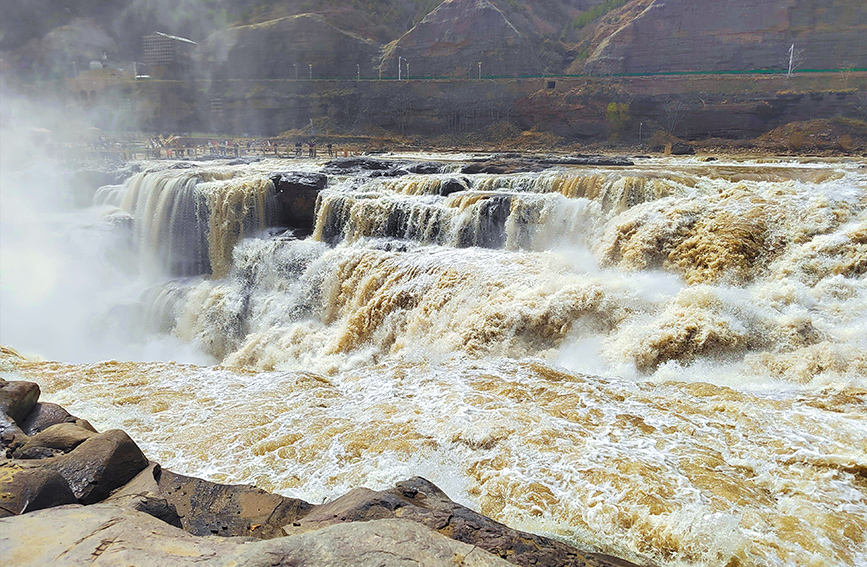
[141,32,197,79]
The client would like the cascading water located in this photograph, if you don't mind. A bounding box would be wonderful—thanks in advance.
[118,165,279,277]
[4,154,866,567]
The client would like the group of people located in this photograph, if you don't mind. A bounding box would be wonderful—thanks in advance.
[60,134,346,163]
[294,141,334,158]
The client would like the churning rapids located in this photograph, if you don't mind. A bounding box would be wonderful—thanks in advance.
[2,153,866,567]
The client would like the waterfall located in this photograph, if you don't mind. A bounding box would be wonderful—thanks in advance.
[117,168,278,277]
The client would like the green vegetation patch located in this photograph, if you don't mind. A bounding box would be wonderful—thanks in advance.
[568,0,629,32]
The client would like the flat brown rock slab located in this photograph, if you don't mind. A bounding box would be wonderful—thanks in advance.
[108,462,312,539]
[0,461,77,517]
[285,477,650,567]
[0,503,514,567]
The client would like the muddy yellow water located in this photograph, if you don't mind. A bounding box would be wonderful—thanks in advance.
[2,156,866,567]
[6,353,865,567]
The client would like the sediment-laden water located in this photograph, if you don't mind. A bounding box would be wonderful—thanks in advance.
[2,155,865,567]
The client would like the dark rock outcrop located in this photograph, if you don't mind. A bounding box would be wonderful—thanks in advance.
[12,422,96,459]
[40,429,149,504]
[109,462,312,540]
[324,157,445,178]
[461,161,538,174]
[20,402,74,436]
[440,178,469,196]
[0,380,40,425]
[270,171,328,235]
[19,402,95,437]
[670,142,696,156]
[540,155,635,166]
[1,379,39,451]
[284,477,641,567]
[461,155,633,175]
[0,463,77,517]
[324,157,397,173]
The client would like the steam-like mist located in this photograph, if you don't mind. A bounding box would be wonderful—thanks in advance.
[0,91,212,364]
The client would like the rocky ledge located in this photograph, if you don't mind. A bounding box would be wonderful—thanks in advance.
[1,376,648,567]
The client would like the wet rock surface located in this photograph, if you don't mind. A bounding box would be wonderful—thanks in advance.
[12,422,96,458]
[39,429,149,504]
[0,463,77,517]
[109,462,312,539]
[0,380,40,425]
[461,155,634,174]
[270,171,328,234]
[323,157,446,177]
[20,402,76,436]
[285,477,639,567]
[0,377,649,567]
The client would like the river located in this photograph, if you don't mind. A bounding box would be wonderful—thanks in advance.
[1,153,865,567]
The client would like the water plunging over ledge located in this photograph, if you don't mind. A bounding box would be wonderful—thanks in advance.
[3,154,866,567]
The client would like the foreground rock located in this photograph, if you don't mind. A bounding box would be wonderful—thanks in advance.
[108,463,311,539]
[0,380,40,425]
[20,402,94,436]
[285,477,636,567]
[0,504,514,567]
[39,429,149,503]
[12,422,96,459]
[0,463,77,517]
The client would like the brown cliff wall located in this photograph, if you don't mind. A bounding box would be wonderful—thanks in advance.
[579,0,867,75]
[89,73,867,143]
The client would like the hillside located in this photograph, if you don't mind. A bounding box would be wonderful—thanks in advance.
[575,0,867,75]
[3,0,865,82]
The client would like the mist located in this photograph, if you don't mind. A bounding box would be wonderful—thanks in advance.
[0,88,212,365]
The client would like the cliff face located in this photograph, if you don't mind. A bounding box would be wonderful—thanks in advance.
[577,0,867,74]
[383,0,546,78]
[5,0,865,83]
[197,15,381,80]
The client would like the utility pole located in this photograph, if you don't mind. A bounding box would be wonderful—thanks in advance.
[293,63,298,80]
[639,122,643,141]
[308,63,313,80]
[357,64,360,81]
[398,56,405,81]
[478,61,482,80]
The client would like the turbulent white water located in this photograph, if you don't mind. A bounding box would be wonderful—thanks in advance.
[2,154,866,567]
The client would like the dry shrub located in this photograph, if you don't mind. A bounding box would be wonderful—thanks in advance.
[486,121,521,141]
